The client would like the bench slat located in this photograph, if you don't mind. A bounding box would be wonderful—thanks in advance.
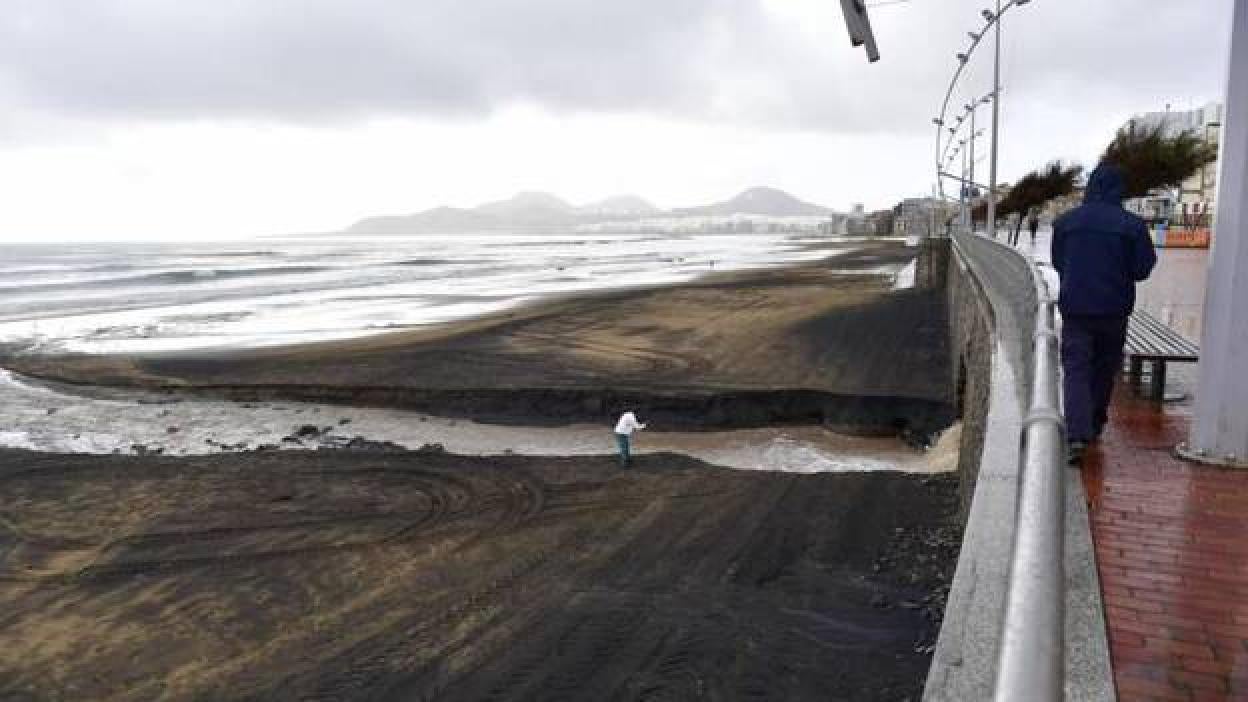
[1135,313,1196,351]
[1135,310,1198,348]
[1126,325,1165,356]
[1123,310,1200,361]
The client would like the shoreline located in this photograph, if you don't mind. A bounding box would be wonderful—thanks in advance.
[1,240,953,436]
[0,233,879,357]
[0,363,961,474]
[0,238,964,699]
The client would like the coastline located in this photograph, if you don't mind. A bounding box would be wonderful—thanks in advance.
[1,240,952,436]
[0,238,966,699]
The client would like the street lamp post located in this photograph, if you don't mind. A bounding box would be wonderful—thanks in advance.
[961,141,970,227]
[933,0,1033,233]
[986,0,1002,238]
[839,0,881,62]
[969,103,978,229]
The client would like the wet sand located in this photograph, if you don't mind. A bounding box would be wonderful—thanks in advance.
[2,241,953,435]
[0,366,960,473]
[0,447,960,701]
[0,239,962,699]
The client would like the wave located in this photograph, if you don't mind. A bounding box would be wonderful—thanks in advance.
[0,232,850,354]
[178,250,278,258]
[0,265,336,296]
[391,258,478,266]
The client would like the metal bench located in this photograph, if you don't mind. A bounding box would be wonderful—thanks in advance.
[1125,309,1200,399]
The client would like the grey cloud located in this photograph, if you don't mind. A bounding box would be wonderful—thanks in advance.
[0,0,1234,134]
[0,0,750,122]
[729,0,1232,134]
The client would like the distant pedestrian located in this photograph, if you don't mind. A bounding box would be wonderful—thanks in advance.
[1052,163,1157,465]
[1028,210,1040,245]
[613,410,647,468]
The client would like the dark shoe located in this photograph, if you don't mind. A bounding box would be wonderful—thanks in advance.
[1093,415,1108,441]
[1067,440,1089,466]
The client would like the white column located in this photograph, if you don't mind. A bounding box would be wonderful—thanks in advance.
[1188,0,1248,466]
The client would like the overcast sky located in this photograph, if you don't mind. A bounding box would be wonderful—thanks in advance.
[0,0,1235,241]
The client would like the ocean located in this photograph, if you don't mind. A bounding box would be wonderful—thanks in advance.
[0,232,865,354]
[0,232,939,463]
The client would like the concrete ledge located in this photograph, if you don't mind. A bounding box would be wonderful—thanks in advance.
[924,234,1114,701]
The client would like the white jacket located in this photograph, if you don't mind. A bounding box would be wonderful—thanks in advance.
[614,412,646,435]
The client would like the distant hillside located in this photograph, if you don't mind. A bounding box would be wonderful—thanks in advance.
[578,195,661,218]
[673,187,833,217]
[339,186,834,235]
[345,192,581,235]
[347,206,500,236]
[476,192,577,226]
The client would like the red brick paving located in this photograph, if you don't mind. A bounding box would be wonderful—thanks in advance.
[1083,385,1248,701]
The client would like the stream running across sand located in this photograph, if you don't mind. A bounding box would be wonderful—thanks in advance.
[0,369,957,474]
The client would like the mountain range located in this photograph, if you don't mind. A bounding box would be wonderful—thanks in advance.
[343,187,834,235]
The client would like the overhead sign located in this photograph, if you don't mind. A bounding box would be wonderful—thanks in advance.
[839,0,881,63]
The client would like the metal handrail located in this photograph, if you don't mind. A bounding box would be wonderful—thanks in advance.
[992,259,1066,701]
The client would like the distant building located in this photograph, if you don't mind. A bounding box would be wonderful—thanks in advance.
[842,209,892,237]
[891,197,937,237]
[578,213,834,235]
[869,210,895,236]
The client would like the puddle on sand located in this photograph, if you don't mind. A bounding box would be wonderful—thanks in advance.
[0,369,957,474]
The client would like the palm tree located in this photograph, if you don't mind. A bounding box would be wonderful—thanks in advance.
[1102,122,1217,199]
[999,161,1083,243]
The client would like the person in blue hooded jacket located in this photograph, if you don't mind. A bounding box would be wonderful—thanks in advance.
[1051,162,1157,464]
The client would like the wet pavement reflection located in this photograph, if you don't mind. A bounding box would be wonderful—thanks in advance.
[1082,386,1248,700]
[1010,230,1248,697]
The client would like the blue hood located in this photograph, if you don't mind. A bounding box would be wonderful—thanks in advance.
[1084,163,1126,204]
[1052,159,1157,317]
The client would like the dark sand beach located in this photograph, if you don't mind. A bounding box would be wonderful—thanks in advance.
[0,448,959,701]
[3,241,952,434]
[0,240,961,700]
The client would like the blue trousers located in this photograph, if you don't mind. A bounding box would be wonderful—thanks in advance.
[615,433,631,466]
[1061,315,1129,442]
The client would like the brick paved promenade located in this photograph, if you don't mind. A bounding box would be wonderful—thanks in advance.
[1038,239,1248,700]
[1083,390,1248,701]
[1018,233,1247,699]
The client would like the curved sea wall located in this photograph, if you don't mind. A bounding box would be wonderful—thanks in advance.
[925,233,1115,701]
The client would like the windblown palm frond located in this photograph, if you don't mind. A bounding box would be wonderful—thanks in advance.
[999,161,1083,216]
[1102,122,1217,199]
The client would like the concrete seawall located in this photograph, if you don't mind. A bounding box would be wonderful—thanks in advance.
[925,233,1116,701]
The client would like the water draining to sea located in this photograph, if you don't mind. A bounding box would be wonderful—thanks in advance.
[0,369,957,474]
[0,234,936,472]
